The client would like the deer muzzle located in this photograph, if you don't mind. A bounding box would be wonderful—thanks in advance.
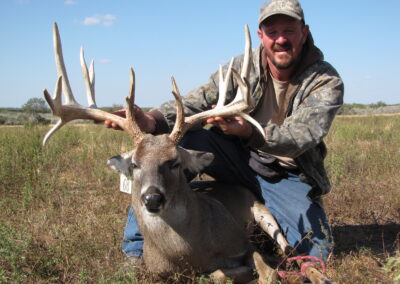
[140,186,165,213]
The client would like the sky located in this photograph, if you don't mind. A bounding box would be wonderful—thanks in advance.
[1,0,399,108]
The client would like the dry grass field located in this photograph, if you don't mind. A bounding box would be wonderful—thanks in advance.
[0,115,399,283]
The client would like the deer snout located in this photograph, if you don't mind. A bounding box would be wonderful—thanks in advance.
[141,186,165,213]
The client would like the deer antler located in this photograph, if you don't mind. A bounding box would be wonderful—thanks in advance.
[169,25,265,144]
[43,22,144,146]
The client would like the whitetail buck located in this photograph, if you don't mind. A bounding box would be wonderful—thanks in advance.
[43,22,333,284]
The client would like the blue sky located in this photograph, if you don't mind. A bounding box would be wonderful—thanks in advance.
[1,0,399,108]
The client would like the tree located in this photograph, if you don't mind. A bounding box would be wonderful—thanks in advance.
[22,98,50,114]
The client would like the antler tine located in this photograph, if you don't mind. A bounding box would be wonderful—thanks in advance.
[230,68,264,136]
[239,113,265,137]
[125,67,144,143]
[231,24,252,105]
[43,76,64,146]
[241,24,252,79]
[53,22,77,105]
[89,60,96,105]
[43,22,142,146]
[216,58,234,109]
[89,59,95,86]
[80,47,97,108]
[169,76,185,144]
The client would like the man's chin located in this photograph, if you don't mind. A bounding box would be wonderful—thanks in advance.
[265,50,296,70]
[272,57,295,70]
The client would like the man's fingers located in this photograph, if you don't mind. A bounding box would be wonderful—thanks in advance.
[205,116,232,126]
[104,120,112,128]
[102,119,122,130]
[113,109,127,118]
[205,117,217,124]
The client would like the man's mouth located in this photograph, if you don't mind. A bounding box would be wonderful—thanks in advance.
[273,44,291,53]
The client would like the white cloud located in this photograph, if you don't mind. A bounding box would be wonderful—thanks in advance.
[64,0,77,5]
[98,59,112,64]
[83,16,100,26]
[81,14,116,27]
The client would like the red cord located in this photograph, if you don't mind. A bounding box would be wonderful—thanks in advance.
[276,255,326,278]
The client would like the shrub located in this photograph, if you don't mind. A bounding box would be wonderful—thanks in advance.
[369,101,387,109]
[17,114,50,126]
[0,115,7,125]
[22,98,50,114]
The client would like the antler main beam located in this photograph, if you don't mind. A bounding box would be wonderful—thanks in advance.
[43,22,143,146]
[44,23,264,147]
[169,24,265,144]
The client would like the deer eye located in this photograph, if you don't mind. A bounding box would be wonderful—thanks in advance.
[130,161,140,171]
[166,159,180,169]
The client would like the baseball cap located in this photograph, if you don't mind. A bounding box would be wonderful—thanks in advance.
[259,0,304,25]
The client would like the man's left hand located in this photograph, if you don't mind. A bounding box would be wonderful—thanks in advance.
[205,115,253,138]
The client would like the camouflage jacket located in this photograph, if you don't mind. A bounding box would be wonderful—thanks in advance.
[149,36,344,199]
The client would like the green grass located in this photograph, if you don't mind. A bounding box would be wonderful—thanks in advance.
[0,116,399,283]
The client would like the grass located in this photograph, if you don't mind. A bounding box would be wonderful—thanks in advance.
[324,115,400,283]
[0,116,399,283]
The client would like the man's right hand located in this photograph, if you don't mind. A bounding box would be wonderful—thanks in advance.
[104,109,126,130]
[103,105,156,133]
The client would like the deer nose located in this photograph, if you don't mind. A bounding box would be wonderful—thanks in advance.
[141,186,165,213]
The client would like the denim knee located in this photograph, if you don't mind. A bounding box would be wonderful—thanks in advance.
[122,206,144,257]
[256,175,333,261]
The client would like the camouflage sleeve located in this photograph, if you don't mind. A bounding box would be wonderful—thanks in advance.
[255,62,344,157]
[152,54,246,132]
[155,81,219,132]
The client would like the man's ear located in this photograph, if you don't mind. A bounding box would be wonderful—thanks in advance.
[178,147,214,174]
[107,150,135,177]
[257,28,264,42]
[301,24,309,45]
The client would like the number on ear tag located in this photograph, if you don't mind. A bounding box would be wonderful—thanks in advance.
[120,173,132,194]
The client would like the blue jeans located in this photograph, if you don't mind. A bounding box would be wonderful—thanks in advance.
[122,128,332,260]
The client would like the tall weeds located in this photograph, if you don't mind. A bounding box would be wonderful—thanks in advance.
[0,116,399,283]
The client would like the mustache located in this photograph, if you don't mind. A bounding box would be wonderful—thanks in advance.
[272,43,292,52]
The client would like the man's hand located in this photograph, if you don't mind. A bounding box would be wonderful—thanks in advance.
[103,109,125,130]
[102,105,156,133]
[205,115,253,138]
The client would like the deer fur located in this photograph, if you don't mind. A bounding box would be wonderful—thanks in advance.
[108,134,277,282]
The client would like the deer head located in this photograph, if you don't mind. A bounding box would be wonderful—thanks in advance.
[43,22,264,215]
[107,134,214,214]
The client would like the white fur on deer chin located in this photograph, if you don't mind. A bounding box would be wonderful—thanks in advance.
[141,201,187,223]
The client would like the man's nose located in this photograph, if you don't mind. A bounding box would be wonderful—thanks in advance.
[275,34,288,45]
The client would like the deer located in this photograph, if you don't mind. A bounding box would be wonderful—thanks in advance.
[42,22,334,284]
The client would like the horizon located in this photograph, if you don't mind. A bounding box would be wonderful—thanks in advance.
[2,101,399,111]
[1,0,399,108]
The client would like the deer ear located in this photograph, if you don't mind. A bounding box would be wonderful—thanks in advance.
[178,147,214,173]
[107,150,135,177]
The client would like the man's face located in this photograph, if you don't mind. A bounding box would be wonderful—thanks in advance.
[258,14,309,70]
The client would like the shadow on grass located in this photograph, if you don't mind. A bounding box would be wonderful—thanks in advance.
[332,223,400,255]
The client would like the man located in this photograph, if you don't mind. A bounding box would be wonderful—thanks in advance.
[107,0,344,263]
